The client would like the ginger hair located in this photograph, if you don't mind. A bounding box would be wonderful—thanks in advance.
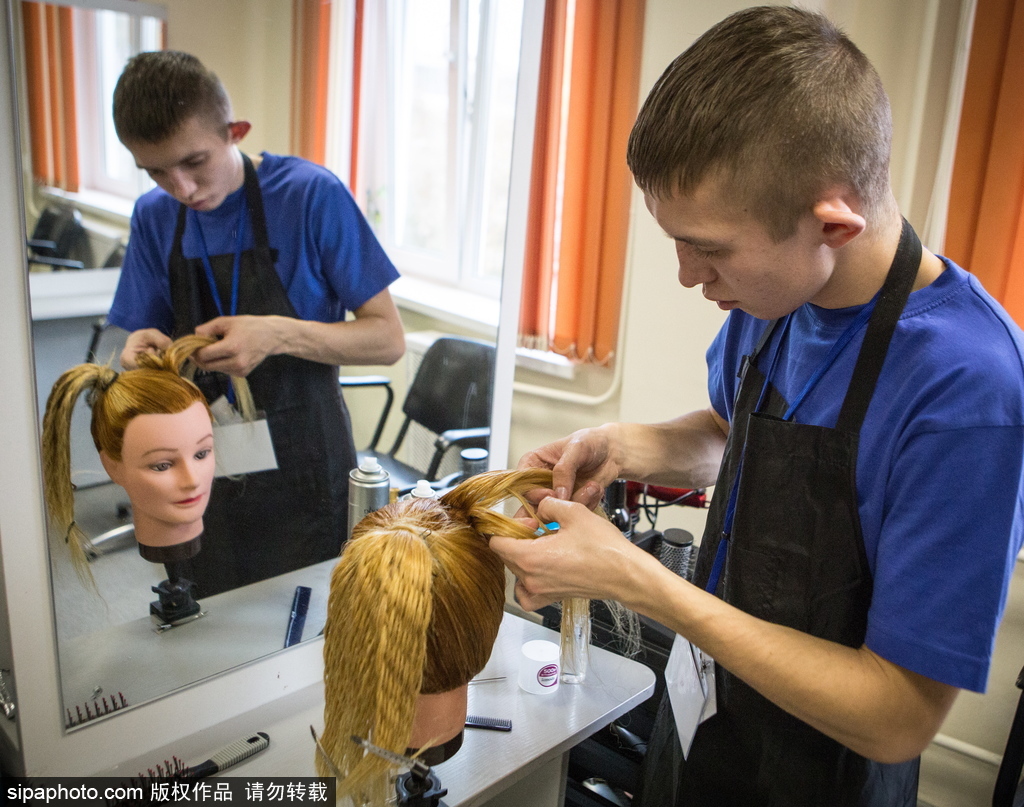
[319,468,595,803]
[41,335,251,579]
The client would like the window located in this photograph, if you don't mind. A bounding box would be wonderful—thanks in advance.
[73,7,163,202]
[356,0,525,298]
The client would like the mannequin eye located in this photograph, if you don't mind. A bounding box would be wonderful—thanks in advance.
[150,461,173,472]
[195,448,212,461]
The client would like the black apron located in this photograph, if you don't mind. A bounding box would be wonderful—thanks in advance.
[640,220,923,807]
[167,154,357,598]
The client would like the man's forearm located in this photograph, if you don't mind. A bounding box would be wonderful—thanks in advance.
[610,408,728,490]
[624,554,958,763]
[270,315,405,366]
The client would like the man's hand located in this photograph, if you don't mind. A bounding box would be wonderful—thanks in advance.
[517,425,622,509]
[490,496,645,611]
[120,328,173,370]
[517,411,729,509]
[193,315,282,377]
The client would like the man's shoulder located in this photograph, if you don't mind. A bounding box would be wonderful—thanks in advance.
[904,259,1024,373]
[257,152,347,193]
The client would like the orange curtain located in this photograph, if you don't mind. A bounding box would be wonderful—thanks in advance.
[290,0,333,165]
[518,0,646,365]
[22,1,79,193]
[349,0,365,190]
[945,0,1024,323]
[519,0,567,357]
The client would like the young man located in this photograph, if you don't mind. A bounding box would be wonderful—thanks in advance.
[108,51,404,597]
[489,7,1024,805]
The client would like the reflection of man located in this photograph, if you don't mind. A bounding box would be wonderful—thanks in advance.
[107,51,404,597]
[491,7,1024,806]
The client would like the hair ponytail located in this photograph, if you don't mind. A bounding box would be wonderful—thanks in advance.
[318,469,636,801]
[41,364,118,578]
[137,334,256,421]
[320,522,434,803]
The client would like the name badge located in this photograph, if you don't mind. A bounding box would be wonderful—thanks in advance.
[209,395,278,477]
[664,633,717,758]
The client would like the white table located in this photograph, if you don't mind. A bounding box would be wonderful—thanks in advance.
[102,611,655,807]
[61,560,336,713]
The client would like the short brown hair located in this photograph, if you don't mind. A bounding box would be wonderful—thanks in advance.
[113,51,231,144]
[627,6,892,240]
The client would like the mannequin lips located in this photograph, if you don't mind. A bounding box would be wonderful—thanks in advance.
[175,494,206,506]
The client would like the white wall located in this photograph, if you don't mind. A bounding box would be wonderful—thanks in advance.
[507,2,1019,804]
[163,0,292,156]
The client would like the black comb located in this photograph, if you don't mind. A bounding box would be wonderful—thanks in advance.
[465,715,512,731]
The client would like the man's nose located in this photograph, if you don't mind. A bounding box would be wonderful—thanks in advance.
[165,169,197,202]
[677,256,715,288]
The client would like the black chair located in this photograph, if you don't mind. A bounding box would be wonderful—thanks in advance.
[27,204,94,271]
[994,663,1024,807]
[340,336,495,492]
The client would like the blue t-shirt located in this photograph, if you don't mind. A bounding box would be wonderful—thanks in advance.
[108,153,398,334]
[707,258,1024,693]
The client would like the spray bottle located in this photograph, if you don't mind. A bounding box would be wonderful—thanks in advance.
[348,456,390,541]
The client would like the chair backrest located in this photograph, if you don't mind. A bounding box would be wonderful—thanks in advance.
[29,205,94,267]
[403,336,495,437]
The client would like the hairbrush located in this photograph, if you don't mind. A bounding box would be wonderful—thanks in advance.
[65,692,128,728]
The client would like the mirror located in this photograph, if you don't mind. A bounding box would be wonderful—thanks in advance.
[16,0,526,730]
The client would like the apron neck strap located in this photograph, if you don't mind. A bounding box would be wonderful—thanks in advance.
[240,152,272,257]
[835,217,922,433]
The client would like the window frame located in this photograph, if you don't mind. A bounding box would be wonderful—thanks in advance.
[71,1,163,204]
[353,0,524,300]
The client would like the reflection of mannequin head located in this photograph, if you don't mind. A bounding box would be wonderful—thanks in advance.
[98,400,214,549]
[41,335,245,578]
[318,469,590,803]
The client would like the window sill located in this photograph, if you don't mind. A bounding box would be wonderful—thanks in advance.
[390,275,575,381]
[390,275,499,339]
[39,186,134,228]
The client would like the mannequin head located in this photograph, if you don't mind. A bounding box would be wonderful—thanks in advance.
[41,335,235,577]
[98,400,215,548]
[318,468,592,803]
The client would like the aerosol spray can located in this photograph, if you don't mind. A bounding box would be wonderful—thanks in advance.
[401,479,438,501]
[460,447,489,479]
[659,528,695,581]
[348,456,390,541]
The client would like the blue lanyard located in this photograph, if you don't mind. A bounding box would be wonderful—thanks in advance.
[190,193,247,319]
[188,194,248,404]
[704,298,878,596]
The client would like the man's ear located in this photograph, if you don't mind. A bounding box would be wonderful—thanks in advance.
[812,193,866,250]
[99,451,125,487]
[227,120,252,143]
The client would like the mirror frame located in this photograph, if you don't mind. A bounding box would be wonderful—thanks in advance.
[0,0,542,776]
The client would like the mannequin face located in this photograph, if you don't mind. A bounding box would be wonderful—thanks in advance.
[100,401,215,546]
